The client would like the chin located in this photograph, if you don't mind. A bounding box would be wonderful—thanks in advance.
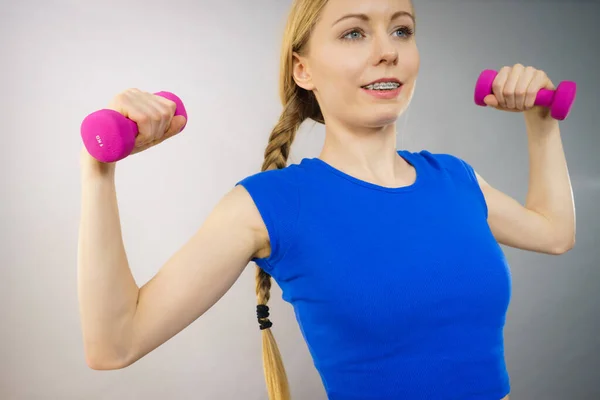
[365,115,400,127]
[362,105,405,127]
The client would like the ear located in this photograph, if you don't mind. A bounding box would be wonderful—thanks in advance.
[292,52,315,91]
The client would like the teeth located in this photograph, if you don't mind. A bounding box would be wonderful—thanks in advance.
[364,82,400,90]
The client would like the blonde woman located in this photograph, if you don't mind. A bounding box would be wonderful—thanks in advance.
[78,0,575,399]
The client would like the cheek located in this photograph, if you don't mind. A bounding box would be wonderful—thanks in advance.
[313,63,364,112]
[403,47,420,76]
[313,46,365,90]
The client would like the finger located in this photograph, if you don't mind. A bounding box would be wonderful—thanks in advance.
[140,116,185,152]
[524,70,549,110]
[142,99,167,143]
[164,115,187,138]
[131,108,155,148]
[133,99,176,148]
[503,64,524,110]
[130,140,155,155]
[155,96,178,134]
[120,91,156,147]
[514,66,536,111]
[483,94,499,107]
[154,103,175,138]
[492,66,510,109]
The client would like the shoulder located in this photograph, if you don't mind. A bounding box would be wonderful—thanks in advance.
[405,149,479,185]
[235,164,304,213]
[407,149,488,217]
[236,163,304,191]
[234,164,304,268]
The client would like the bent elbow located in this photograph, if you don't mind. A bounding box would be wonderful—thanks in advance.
[549,236,575,255]
[84,347,133,371]
[86,359,128,371]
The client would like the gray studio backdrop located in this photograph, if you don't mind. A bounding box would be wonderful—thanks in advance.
[1,0,598,399]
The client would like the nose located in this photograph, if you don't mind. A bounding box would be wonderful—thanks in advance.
[373,36,398,66]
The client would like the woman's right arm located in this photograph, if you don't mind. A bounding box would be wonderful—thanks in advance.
[77,90,269,370]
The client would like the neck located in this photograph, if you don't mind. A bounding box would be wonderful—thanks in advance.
[319,120,413,188]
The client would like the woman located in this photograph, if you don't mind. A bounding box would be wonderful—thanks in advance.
[77,0,576,399]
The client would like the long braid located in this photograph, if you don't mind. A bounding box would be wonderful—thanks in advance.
[256,94,306,400]
[255,1,328,398]
[261,97,304,172]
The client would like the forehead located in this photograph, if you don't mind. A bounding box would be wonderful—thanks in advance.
[319,0,414,23]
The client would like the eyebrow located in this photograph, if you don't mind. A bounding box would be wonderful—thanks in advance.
[332,11,415,27]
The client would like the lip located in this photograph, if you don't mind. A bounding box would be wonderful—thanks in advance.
[361,85,403,100]
[362,77,402,86]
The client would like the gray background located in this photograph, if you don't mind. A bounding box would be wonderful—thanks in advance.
[1,0,599,399]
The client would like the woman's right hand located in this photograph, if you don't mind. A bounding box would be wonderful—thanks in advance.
[104,88,188,156]
[80,89,187,172]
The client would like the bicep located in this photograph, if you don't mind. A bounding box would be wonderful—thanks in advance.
[126,185,268,365]
[474,172,561,254]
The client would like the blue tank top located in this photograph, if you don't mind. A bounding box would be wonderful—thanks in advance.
[236,150,512,400]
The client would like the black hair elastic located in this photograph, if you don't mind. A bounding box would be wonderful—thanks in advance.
[257,305,273,330]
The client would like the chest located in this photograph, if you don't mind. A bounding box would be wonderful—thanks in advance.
[284,184,512,336]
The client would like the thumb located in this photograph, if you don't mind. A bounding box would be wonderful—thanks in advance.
[483,94,498,107]
[165,115,188,137]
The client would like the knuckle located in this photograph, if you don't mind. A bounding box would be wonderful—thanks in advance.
[157,97,177,111]
[112,91,129,105]
[150,111,162,122]
[114,91,127,101]
[110,88,142,110]
[160,109,172,120]
[137,133,151,144]
[158,103,173,116]
[136,112,150,123]
[167,100,177,113]
[123,88,141,97]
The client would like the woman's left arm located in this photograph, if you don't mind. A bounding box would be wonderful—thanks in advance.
[475,64,576,255]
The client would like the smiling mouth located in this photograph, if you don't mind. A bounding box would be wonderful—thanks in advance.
[361,82,402,91]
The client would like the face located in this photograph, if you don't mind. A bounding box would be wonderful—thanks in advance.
[293,0,419,130]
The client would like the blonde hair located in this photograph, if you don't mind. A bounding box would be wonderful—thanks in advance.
[256,1,328,399]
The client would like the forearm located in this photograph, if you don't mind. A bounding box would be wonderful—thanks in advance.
[523,114,576,247]
[78,153,139,368]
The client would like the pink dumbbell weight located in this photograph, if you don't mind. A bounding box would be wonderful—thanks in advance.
[81,91,188,163]
[474,69,577,120]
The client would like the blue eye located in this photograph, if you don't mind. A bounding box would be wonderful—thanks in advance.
[394,27,414,37]
[342,26,414,41]
[343,30,363,40]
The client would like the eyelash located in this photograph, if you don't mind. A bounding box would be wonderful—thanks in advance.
[341,26,414,41]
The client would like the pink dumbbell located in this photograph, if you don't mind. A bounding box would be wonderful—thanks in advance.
[474,69,577,120]
[81,91,188,163]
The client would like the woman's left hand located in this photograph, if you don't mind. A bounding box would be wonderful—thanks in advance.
[483,64,555,117]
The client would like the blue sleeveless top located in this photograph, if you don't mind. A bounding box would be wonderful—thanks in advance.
[236,150,512,400]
